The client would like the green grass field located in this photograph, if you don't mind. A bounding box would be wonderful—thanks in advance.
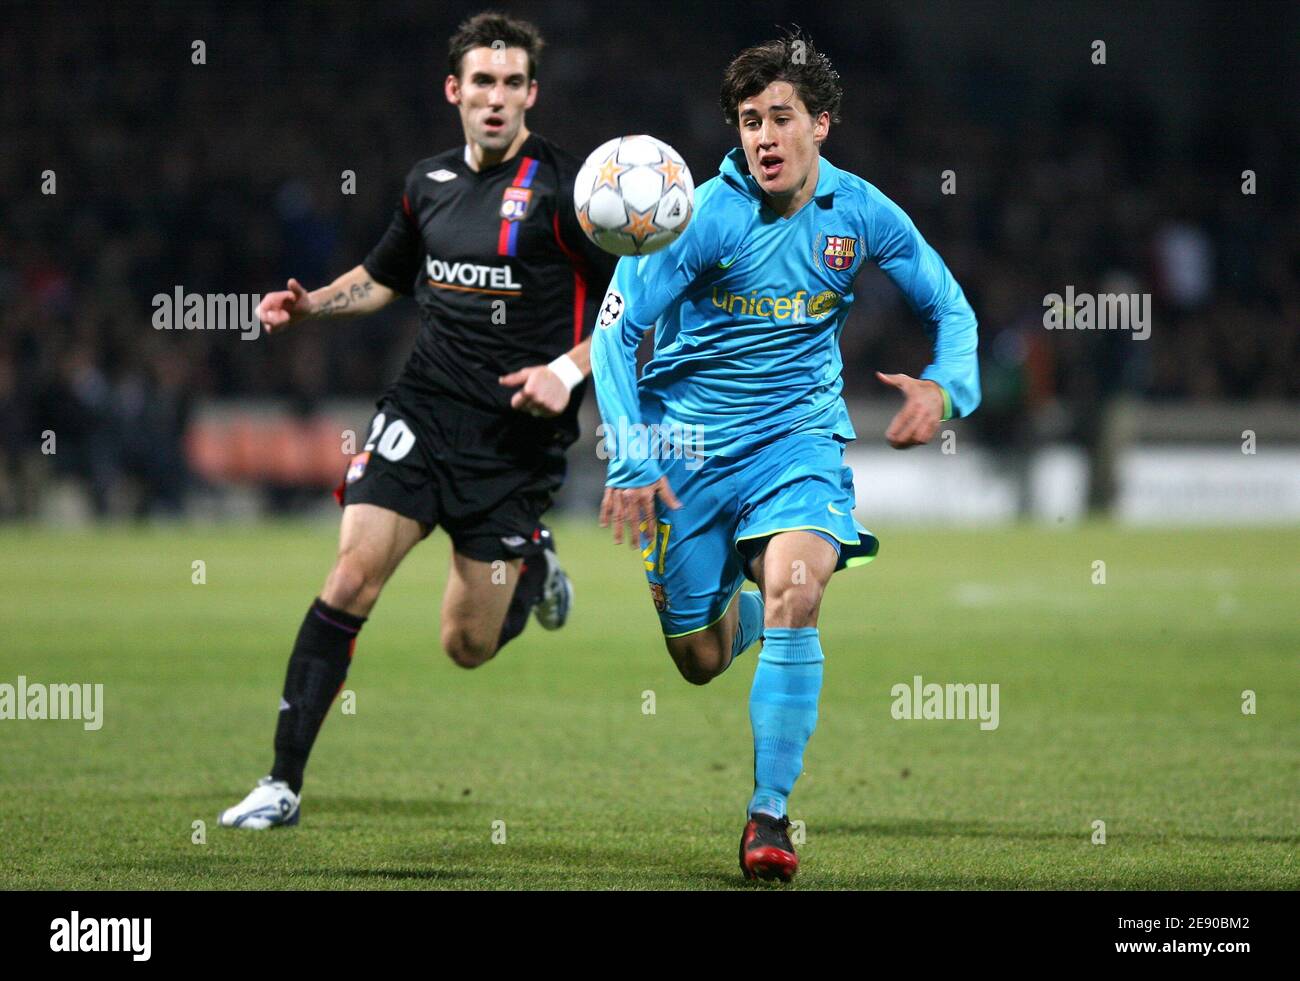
[1,520,1295,890]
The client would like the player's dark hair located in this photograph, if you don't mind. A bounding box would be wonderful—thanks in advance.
[720,30,842,127]
[448,11,545,81]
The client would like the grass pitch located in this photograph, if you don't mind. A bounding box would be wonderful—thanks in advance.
[1,520,1295,890]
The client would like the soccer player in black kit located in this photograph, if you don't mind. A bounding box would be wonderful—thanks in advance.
[220,13,615,829]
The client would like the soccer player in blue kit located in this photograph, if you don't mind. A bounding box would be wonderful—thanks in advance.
[591,34,981,881]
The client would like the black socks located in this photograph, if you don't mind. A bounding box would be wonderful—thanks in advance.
[270,563,539,794]
[497,556,546,650]
[271,598,366,794]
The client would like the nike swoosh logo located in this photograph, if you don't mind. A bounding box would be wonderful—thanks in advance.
[827,504,846,516]
[717,257,735,269]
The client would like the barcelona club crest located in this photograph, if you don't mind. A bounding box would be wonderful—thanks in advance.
[822,235,857,271]
[500,186,533,222]
[649,582,668,612]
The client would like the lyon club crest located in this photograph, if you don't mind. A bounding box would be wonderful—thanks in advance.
[345,451,370,484]
[500,186,533,221]
[822,235,857,271]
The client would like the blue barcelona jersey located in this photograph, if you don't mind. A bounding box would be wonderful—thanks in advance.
[591,148,979,488]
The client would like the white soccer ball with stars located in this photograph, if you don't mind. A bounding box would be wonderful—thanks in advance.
[574,135,694,256]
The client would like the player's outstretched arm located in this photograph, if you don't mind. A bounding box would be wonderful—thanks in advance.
[590,261,680,546]
[256,264,395,334]
[589,203,721,544]
[867,187,980,421]
[498,337,590,418]
[591,256,693,545]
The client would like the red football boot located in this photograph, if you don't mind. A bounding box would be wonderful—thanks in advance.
[739,812,798,882]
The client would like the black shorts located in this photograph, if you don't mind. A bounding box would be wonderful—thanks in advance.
[336,394,567,562]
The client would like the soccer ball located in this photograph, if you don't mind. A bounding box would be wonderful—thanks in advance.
[574,135,694,256]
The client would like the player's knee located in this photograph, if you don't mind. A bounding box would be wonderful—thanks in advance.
[677,661,724,686]
[441,628,496,669]
[667,637,728,685]
[762,580,823,629]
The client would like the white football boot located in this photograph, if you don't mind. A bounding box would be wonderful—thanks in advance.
[532,546,573,631]
[218,776,300,829]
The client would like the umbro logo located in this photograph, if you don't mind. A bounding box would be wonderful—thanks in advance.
[426,169,457,183]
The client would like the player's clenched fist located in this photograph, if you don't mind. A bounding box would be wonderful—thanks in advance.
[877,371,946,449]
[256,278,315,333]
[600,477,682,548]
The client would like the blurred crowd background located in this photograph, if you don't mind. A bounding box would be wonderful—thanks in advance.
[1,0,1296,519]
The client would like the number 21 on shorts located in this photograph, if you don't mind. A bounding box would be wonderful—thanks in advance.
[641,520,671,574]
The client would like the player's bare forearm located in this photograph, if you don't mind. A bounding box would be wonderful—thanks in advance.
[307,265,395,319]
[258,265,396,334]
[564,337,592,377]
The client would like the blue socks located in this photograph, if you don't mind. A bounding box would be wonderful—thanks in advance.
[747,626,824,820]
[723,598,822,819]
[730,590,764,663]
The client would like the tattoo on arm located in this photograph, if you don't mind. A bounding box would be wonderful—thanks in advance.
[316,279,373,316]
[317,291,347,315]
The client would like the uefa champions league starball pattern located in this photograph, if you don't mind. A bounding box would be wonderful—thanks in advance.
[573,135,695,256]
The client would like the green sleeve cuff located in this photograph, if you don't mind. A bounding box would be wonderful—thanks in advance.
[939,385,953,422]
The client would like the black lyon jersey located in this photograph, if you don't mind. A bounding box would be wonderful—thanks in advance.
[363,133,617,445]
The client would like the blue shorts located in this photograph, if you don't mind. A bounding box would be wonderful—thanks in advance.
[640,431,879,637]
